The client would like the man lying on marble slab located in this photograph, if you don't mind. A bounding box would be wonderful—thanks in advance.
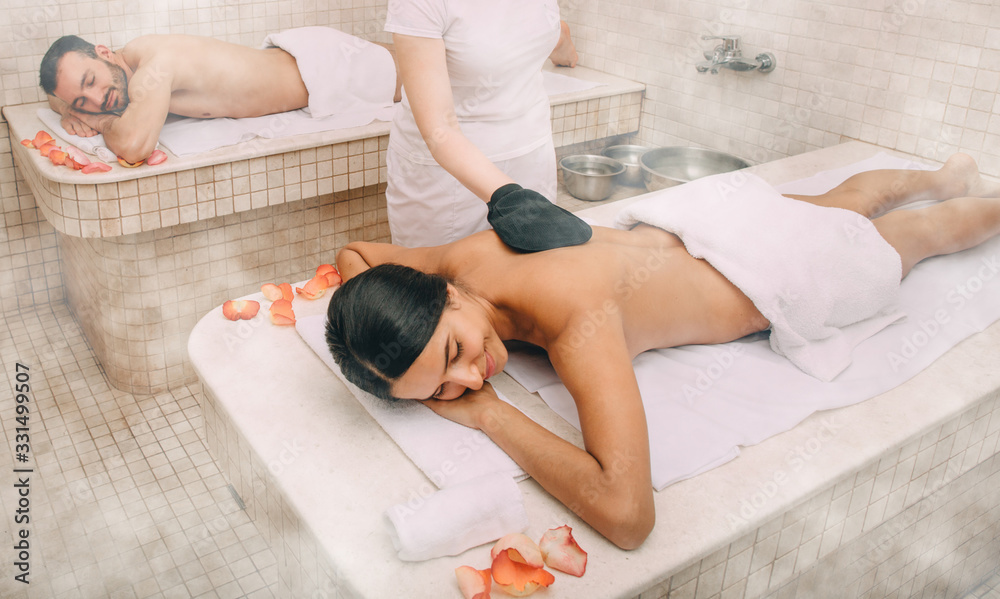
[323,153,1000,549]
[38,28,404,164]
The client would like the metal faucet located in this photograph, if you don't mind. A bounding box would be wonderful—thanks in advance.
[696,35,775,74]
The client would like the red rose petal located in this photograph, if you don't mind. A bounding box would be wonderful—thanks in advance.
[539,525,588,577]
[269,299,296,325]
[222,299,260,321]
[295,274,329,300]
[32,131,54,148]
[455,566,492,599]
[147,149,167,165]
[82,162,112,174]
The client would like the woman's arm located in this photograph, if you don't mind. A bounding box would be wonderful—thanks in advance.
[391,33,514,202]
[425,325,654,549]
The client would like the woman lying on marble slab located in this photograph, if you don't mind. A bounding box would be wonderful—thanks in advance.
[324,153,1000,549]
[39,29,403,163]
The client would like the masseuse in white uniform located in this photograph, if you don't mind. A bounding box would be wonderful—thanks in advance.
[384,0,592,252]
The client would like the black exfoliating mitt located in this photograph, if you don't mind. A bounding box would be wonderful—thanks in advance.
[487,184,593,252]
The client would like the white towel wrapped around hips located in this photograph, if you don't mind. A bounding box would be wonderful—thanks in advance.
[615,170,905,381]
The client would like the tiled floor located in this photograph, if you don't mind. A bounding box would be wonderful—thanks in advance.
[0,211,996,598]
[0,303,279,598]
[967,573,1000,599]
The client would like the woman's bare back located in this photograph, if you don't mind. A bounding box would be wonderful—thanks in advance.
[428,225,769,356]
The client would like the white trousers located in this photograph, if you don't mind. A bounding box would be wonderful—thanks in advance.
[385,140,558,248]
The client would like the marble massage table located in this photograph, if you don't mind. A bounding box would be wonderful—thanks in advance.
[188,142,1000,598]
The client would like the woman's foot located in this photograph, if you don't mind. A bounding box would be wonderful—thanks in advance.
[941,153,1000,198]
[549,21,579,67]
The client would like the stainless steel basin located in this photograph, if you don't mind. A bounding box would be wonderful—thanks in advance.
[559,154,626,201]
[640,147,751,192]
[600,145,651,187]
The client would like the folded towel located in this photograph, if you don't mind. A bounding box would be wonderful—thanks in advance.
[295,313,527,489]
[615,171,906,381]
[262,26,396,119]
[384,472,528,561]
[35,109,117,162]
[503,153,1000,490]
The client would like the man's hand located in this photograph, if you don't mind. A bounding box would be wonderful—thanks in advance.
[60,112,100,137]
[487,184,592,252]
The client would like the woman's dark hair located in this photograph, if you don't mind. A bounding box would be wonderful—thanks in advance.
[325,264,449,401]
[40,35,99,95]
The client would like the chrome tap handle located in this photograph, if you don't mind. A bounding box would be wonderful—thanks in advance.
[701,35,741,53]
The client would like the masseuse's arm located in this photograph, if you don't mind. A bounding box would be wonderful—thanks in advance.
[70,61,172,163]
[426,323,655,549]
[391,33,514,202]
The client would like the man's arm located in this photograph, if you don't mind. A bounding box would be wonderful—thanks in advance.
[71,61,172,162]
[47,95,99,137]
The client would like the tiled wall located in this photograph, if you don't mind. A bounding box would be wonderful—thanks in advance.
[561,0,1000,176]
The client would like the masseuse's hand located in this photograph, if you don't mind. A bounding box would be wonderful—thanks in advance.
[422,382,505,431]
[487,184,593,252]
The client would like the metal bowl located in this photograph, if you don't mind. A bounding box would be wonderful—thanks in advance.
[601,145,651,187]
[559,154,626,201]
[640,147,751,192]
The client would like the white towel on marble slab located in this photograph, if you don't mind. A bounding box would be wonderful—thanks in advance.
[35,109,117,162]
[503,153,1000,490]
[38,104,398,158]
[295,314,527,489]
[384,472,528,561]
[615,170,906,381]
[262,26,396,119]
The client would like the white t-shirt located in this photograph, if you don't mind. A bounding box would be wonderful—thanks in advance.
[385,0,561,165]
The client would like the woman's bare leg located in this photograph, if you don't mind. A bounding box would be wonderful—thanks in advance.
[873,196,1000,277]
[784,153,1000,218]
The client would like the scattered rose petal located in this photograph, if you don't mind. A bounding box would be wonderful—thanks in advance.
[222,299,260,321]
[539,525,588,577]
[21,139,33,148]
[490,534,544,569]
[66,157,85,170]
[455,566,492,599]
[295,274,329,300]
[269,299,296,325]
[38,141,59,157]
[82,162,112,174]
[147,149,167,165]
[118,156,144,168]
[32,130,54,148]
[261,283,293,302]
[491,549,554,597]
[65,145,91,167]
[49,149,68,166]
[316,264,342,287]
